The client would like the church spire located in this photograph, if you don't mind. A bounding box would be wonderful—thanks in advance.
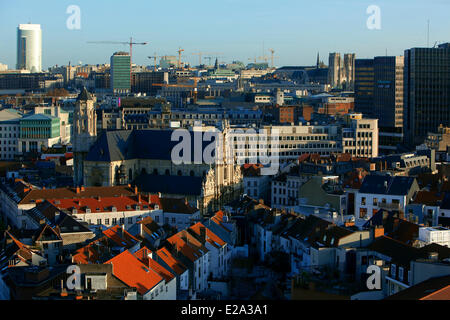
[316,52,320,69]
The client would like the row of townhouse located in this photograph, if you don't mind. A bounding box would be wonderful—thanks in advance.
[236,192,450,299]
[254,212,373,274]
[406,189,450,227]
[0,180,200,232]
[355,175,420,220]
[353,235,450,299]
[67,211,233,300]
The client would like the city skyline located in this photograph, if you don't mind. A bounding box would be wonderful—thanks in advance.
[1,0,450,69]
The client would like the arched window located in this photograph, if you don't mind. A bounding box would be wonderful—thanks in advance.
[190,170,195,177]
[177,170,182,176]
[128,168,133,182]
[153,168,158,175]
[141,168,147,175]
[165,169,170,175]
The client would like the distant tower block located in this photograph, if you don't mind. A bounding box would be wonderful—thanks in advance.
[73,87,97,186]
[17,24,42,72]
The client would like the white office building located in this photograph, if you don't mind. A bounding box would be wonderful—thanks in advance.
[418,227,450,248]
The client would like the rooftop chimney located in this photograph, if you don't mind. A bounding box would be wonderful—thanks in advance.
[135,186,138,195]
[200,226,206,241]
[121,225,125,239]
[373,226,384,238]
[76,187,80,194]
[81,186,85,192]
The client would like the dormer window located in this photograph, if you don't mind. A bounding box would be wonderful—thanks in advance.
[86,208,91,213]
[111,206,117,212]
[154,205,159,210]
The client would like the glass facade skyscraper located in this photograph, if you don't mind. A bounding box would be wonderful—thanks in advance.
[110,52,131,95]
[404,44,450,145]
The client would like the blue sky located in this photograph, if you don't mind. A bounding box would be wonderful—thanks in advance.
[0,0,449,69]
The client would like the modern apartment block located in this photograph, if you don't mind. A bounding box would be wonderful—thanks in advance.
[110,52,131,95]
[404,44,450,145]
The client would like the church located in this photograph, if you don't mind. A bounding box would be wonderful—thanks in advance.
[72,89,243,215]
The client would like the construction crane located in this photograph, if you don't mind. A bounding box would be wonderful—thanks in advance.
[268,48,278,68]
[148,54,161,71]
[87,37,148,66]
[87,37,148,85]
[248,57,258,64]
[177,47,184,69]
[192,52,224,67]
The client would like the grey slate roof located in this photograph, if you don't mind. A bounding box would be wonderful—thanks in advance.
[134,173,203,196]
[359,175,416,196]
[86,129,218,162]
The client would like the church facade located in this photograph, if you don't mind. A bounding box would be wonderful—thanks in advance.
[82,129,243,215]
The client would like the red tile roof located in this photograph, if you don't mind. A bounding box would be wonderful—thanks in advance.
[189,222,226,249]
[72,237,110,264]
[19,185,137,205]
[5,231,35,264]
[105,250,163,295]
[49,195,150,214]
[133,247,175,282]
[103,225,140,248]
[166,230,208,262]
[72,226,139,264]
[156,247,187,276]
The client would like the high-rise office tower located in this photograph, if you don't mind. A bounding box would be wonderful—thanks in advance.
[354,59,375,117]
[343,53,355,90]
[328,53,341,88]
[355,56,405,153]
[374,56,404,153]
[16,24,42,72]
[110,52,131,95]
[373,56,404,129]
[404,44,450,145]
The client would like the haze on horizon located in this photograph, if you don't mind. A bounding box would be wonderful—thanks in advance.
[0,0,449,69]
